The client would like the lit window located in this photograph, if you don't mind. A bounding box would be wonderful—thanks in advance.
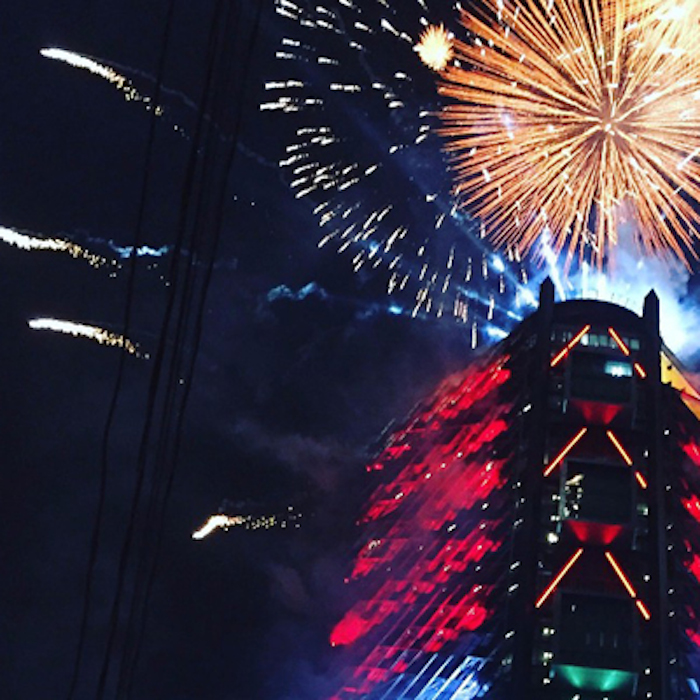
[604,361,633,378]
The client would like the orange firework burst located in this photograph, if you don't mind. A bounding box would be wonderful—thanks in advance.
[436,0,700,268]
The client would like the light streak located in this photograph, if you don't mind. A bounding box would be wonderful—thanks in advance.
[192,514,245,540]
[436,0,700,267]
[192,505,301,539]
[550,325,591,367]
[604,551,637,598]
[605,551,651,620]
[636,600,651,621]
[40,47,165,117]
[535,548,584,608]
[28,318,139,355]
[40,48,130,87]
[606,430,634,466]
[0,225,106,267]
[634,363,647,379]
[608,327,631,356]
[544,428,588,477]
[635,471,649,489]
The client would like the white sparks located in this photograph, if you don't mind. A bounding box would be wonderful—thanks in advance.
[192,514,245,540]
[0,225,106,267]
[28,318,139,355]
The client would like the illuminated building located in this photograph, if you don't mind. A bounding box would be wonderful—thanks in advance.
[330,279,700,700]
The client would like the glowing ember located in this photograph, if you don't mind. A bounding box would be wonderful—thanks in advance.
[416,24,453,72]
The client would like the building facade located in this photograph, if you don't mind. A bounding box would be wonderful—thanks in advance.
[330,280,700,700]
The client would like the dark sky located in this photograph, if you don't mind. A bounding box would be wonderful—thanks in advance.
[0,2,486,699]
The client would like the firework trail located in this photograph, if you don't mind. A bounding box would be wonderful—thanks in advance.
[192,515,245,539]
[431,0,700,269]
[0,225,108,267]
[39,47,191,136]
[28,318,140,355]
[40,48,150,104]
[266,0,536,343]
[192,507,301,539]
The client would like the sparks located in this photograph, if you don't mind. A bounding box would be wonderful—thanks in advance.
[41,47,164,116]
[0,225,106,267]
[437,0,700,267]
[192,514,245,540]
[416,24,453,72]
[269,0,530,332]
[28,318,139,355]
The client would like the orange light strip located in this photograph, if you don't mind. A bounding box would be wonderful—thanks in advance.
[535,548,584,608]
[634,363,647,379]
[544,428,588,477]
[606,430,633,466]
[605,551,637,598]
[635,471,648,489]
[636,600,651,621]
[550,325,591,367]
[608,327,631,356]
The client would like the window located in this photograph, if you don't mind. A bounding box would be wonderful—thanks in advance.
[558,594,634,667]
[604,361,632,378]
[570,351,632,402]
[564,461,632,523]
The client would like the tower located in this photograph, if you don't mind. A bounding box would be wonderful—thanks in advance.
[329,281,700,700]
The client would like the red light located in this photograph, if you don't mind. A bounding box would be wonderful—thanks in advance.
[535,548,584,608]
[684,496,700,524]
[551,325,591,367]
[576,401,623,426]
[330,611,374,647]
[634,363,646,379]
[604,551,637,598]
[566,521,623,545]
[636,600,651,620]
[606,430,633,466]
[544,428,588,477]
[689,553,700,584]
[635,471,648,489]
[683,439,700,468]
[608,327,630,356]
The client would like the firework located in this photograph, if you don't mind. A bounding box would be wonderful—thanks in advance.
[0,225,107,267]
[192,507,302,539]
[415,24,453,72]
[28,318,139,355]
[431,0,700,268]
[267,0,533,337]
[192,515,245,540]
[41,48,165,117]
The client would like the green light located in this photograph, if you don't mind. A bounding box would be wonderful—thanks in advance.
[557,665,636,692]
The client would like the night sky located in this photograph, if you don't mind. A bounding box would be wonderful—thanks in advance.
[0,1,487,698]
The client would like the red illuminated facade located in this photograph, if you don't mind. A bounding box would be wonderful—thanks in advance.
[331,280,700,700]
